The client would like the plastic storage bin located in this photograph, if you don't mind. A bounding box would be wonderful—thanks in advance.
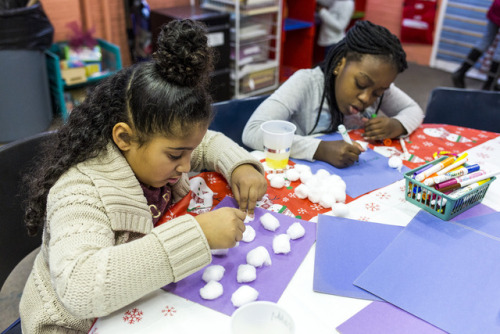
[404,156,496,220]
[45,39,122,120]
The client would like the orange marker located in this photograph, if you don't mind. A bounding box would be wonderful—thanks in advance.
[415,156,455,182]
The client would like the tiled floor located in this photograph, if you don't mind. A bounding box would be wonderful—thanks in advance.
[0,62,484,331]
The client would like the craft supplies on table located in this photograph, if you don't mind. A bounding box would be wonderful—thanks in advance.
[404,156,496,220]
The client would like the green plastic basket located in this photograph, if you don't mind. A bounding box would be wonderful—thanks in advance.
[404,156,496,220]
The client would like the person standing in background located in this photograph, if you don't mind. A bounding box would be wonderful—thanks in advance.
[316,0,355,57]
[452,0,500,91]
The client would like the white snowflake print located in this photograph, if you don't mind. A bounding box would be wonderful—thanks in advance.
[123,308,143,324]
[375,192,391,200]
[423,141,433,147]
[288,192,297,198]
[282,197,289,202]
[478,133,488,138]
[365,203,380,211]
[417,134,426,140]
[412,144,421,150]
[297,208,308,214]
[207,174,219,184]
[444,141,454,147]
[310,204,323,211]
[358,216,371,221]
[162,305,177,317]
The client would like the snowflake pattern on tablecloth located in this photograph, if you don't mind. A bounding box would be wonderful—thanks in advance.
[358,216,371,221]
[288,192,296,198]
[282,197,289,202]
[310,204,323,211]
[161,305,177,317]
[123,308,143,324]
[375,192,391,200]
[477,152,490,159]
[365,203,380,211]
[423,141,434,147]
[206,174,219,184]
[297,208,308,215]
[89,326,99,334]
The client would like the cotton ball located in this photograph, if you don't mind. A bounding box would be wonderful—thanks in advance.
[199,280,223,300]
[287,222,305,239]
[300,170,313,184]
[266,173,275,181]
[246,246,272,267]
[273,234,291,254]
[332,188,346,203]
[319,193,336,209]
[335,179,347,191]
[285,168,300,181]
[202,265,225,283]
[294,183,309,199]
[242,225,256,243]
[331,203,349,217]
[308,190,321,204]
[231,285,259,308]
[237,264,257,283]
[244,214,254,224]
[211,249,229,256]
[294,164,311,174]
[315,169,330,180]
[270,175,286,189]
[388,156,403,171]
[260,212,280,231]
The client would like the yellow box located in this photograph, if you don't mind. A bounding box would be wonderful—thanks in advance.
[61,67,87,85]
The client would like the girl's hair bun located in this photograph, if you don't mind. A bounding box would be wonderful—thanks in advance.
[154,19,214,87]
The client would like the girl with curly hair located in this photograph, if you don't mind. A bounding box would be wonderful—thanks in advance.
[20,19,267,333]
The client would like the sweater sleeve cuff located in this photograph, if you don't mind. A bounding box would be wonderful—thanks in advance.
[216,144,265,185]
[152,215,211,281]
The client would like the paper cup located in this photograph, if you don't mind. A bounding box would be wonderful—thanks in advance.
[230,301,295,334]
[260,120,296,170]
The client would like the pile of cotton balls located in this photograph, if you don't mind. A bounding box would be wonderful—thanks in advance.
[199,212,307,307]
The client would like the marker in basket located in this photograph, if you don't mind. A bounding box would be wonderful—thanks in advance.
[338,124,353,145]
[414,156,455,182]
[412,163,434,179]
[448,179,490,199]
[436,153,468,175]
[435,170,487,191]
[437,171,498,193]
[423,164,479,186]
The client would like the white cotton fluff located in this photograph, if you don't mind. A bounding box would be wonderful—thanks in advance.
[331,203,349,217]
[266,173,275,181]
[294,183,309,199]
[315,169,331,180]
[300,170,313,184]
[231,285,259,308]
[246,246,272,267]
[242,225,256,242]
[270,175,286,189]
[319,193,336,209]
[285,168,300,181]
[237,264,257,283]
[260,212,280,231]
[334,188,347,203]
[294,164,311,174]
[388,156,403,171]
[199,280,223,300]
[308,190,321,204]
[244,214,255,224]
[273,234,291,254]
[287,222,305,240]
[211,248,229,256]
[202,265,225,283]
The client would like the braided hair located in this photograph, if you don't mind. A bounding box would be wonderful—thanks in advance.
[310,20,408,134]
[24,19,215,236]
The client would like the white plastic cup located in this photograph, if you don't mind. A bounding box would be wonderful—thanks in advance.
[260,120,296,170]
[230,301,295,334]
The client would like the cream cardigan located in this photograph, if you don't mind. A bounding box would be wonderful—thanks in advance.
[20,130,263,333]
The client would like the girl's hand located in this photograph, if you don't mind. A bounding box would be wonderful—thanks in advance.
[362,117,406,141]
[195,207,246,249]
[314,140,364,168]
[231,164,267,216]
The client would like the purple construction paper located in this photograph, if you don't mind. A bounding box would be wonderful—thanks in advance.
[291,133,409,198]
[313,215,403,301]
[163,196,317,316]
[451,202,496,221]
[354,210,500,334]
[337,301,446,334]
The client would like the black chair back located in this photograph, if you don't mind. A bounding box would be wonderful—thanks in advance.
[424,87,500,132]
[210,95,269,150]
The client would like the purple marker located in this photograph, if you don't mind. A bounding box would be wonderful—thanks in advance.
[412,163,434,179]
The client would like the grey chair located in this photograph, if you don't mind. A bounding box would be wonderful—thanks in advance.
[423,87,500,132]
[0,131,56,334]
[210,95,269,150]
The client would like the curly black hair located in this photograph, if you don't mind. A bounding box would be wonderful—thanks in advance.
[24,19,215,236]
[311,20,408,134]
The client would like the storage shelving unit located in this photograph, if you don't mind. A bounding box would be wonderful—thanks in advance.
[201,0,282,98]
[45,39,122,120]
